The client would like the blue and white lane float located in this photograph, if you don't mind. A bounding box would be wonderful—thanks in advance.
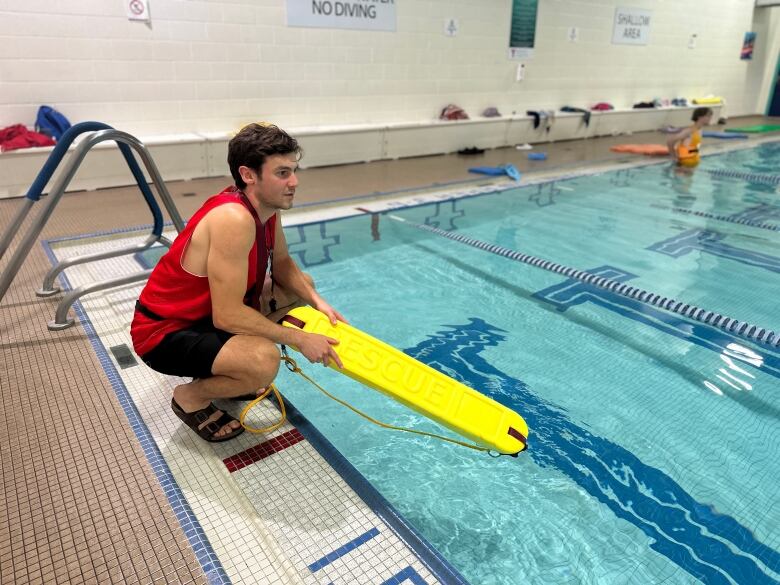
[649,205,780,233]
[388,215,780,348]
[708,169,780,187]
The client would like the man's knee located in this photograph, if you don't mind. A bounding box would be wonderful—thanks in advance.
[303,272,315,288]
[255,340,281,372]
[241,339,281,387]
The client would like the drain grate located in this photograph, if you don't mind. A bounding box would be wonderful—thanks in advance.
[110,344,138,369]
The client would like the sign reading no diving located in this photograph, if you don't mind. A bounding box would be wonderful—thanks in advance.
[286,0,396,32]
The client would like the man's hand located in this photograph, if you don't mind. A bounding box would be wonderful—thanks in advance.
[297,332,344,369]
[314,299,348,325]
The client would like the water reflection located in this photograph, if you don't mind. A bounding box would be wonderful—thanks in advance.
[408,319,780,584]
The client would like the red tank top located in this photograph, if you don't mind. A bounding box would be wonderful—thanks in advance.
[131,186,276,356]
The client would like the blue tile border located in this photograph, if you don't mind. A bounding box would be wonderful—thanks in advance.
[39,239,232,585]
[380,566,429,585]
[281,394,471,585]
[307,527,380,572]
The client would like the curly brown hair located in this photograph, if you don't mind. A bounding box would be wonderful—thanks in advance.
[228,123,302,189]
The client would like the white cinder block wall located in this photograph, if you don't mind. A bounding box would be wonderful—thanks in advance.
[0,0,772,137]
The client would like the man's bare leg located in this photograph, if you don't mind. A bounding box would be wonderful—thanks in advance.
[173,335,280,438]
[173,273,314,438]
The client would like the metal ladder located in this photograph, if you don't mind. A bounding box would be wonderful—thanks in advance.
[0,122,186,330]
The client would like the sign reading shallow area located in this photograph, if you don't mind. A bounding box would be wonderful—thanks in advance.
[286,0,396,31]
[612,6,651,45]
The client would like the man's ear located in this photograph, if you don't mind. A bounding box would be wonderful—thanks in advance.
[238,165,257,186]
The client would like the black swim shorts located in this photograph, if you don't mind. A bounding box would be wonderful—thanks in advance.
[140,316,234,379]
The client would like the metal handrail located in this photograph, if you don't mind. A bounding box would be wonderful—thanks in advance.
[0,124,186,330]
[0,121,168,260]
[36,234,172,297]
[48,271,153,331]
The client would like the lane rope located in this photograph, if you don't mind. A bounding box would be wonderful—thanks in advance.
[651,204,780,232]
[387,214,780,348]
[708,168,780,187]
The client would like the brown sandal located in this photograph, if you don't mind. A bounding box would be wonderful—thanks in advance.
[171,399,244,442]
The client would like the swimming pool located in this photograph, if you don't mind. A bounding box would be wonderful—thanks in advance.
[271,143,780,584]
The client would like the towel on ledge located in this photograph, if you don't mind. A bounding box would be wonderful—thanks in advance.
[560,106,591,127]
[526,110,555,132]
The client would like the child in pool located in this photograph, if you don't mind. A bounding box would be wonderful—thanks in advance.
[666,107,713,168]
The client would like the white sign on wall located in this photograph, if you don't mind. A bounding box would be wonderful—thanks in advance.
[509,47,534,60]
[612,7,651,45]
[444,18,459,37]
[286,0,396,32]
[125,0,150,22]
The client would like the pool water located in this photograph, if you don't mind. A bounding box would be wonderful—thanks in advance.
[273,142,780,584]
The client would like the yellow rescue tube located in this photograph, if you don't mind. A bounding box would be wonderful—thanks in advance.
[282,306,529,455]
[677,135,701,167]
[677,152,700,167]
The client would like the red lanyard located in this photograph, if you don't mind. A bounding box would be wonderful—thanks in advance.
[239,192,274,311]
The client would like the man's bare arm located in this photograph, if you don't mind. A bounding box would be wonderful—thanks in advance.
[207,205,303,345]
[206,206,343,366]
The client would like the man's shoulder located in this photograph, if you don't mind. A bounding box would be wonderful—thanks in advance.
[202,207,256,257]
[204,201,253,225]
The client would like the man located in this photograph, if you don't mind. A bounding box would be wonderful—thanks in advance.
[131,123,345,442]
[666,107,713,168]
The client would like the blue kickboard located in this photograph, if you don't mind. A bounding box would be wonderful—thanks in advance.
[469,166,505,176]
[468,164,521,182]
[702,131,748,139]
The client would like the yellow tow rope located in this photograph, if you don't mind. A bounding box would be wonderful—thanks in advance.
[240,354,494,455]
[238,382,287,434]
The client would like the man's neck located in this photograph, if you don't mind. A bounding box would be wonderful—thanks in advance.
[242,189,276,223]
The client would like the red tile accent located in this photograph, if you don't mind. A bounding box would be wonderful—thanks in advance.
[223,429,305,473]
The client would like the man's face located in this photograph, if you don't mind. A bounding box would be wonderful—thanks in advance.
[248,154,299,211]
